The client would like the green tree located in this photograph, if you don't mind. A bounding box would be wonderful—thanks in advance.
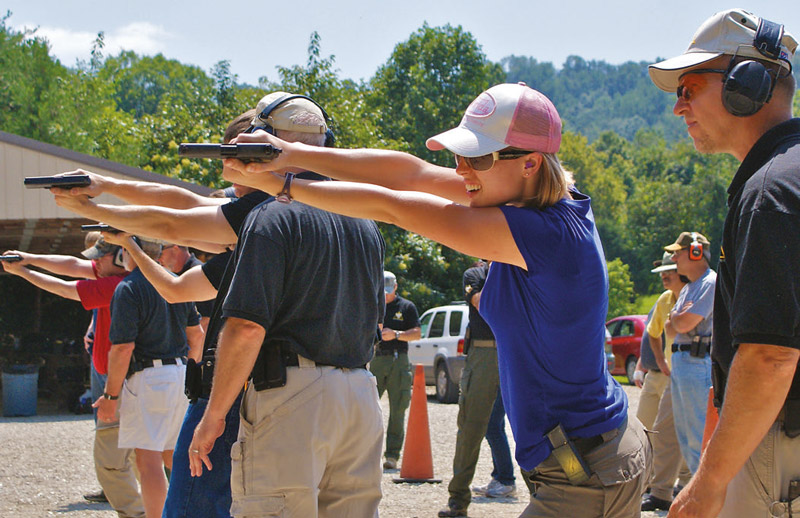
[560,132,628,248]
[0,13,75,142]
[607,258,635,319]
[272,32,395,150]
[369,23,505,166]
[502,55,684,141]
[100,51,215,119]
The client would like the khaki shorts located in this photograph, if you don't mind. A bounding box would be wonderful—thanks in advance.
[119,363,188,451]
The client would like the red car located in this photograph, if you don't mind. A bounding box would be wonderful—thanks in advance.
[606,315,647,385]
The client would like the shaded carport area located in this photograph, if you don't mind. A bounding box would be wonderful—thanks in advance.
[0,130,213,411]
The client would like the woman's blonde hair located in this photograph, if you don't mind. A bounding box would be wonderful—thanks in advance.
[522,152,574,209]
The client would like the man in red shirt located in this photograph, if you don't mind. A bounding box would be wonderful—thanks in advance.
[2,241,144,518]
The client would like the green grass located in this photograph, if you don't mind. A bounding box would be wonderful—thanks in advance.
[632,293,660,315]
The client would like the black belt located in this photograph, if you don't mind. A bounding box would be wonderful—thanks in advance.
[671,342,710,353]
[571,434,604,456]
[131,356,185,374]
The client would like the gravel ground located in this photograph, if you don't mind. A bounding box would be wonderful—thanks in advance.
[0,384,667,518]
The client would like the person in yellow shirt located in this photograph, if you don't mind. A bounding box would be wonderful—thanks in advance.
[639,252,691,512]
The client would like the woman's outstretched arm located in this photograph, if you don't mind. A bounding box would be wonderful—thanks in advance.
[229,131,470,205]
[224,167,526,269]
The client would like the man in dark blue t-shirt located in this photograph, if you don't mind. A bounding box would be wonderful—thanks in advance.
[95,236,202,518]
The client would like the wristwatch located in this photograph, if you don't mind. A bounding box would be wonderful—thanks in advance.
[394,330,400,340]
[103,392,119,401]
[276,172,295,204]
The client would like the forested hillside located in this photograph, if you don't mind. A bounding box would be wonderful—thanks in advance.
[2,14,799,319]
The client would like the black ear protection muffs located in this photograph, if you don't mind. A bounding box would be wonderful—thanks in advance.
[250,94,335,147]
[722,18,788,117]
[688,232,704,261]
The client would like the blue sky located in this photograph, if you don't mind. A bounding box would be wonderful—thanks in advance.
[5,1,799,86]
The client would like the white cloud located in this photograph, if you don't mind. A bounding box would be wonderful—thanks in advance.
[106,22,172,55]
[15,21,172,65]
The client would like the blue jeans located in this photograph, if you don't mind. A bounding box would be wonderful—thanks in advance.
[163,395,241,518]
[485,389,515,485]
[670,351,711,474]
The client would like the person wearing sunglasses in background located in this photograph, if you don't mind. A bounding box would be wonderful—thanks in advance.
[649,8,800,518]
[220,82,652,518]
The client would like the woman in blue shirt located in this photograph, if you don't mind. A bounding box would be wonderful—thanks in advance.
[222,82,650,518]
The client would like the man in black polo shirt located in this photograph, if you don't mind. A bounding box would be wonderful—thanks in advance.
[188,95,386,516]
[649,8,800,518]
[95,237,203,518]
[371,270,421,470]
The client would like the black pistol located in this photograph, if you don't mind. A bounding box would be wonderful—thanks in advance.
[81,224,121,234]
[178,143,282,163]
[24,174,91,189]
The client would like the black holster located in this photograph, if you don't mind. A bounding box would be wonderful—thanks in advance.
[785,398,800,438]
[711,359,726,409]
[251,344,287,392]
[463,326,473,356]
[184,355,215,402]
[545,423,592,485]
[185,358,201,401]
[689,335,710,358]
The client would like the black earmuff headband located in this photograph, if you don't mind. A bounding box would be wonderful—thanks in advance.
[720,17,788,117]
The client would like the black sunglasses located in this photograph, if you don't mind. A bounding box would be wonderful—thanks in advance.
[675,69,728,101]
[453,150,531,171]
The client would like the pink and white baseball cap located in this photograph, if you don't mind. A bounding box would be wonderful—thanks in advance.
[426,82,562,157]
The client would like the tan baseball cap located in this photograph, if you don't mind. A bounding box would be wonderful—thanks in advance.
[649,8,798,92]
[81,238,120,260]
[664,232,711,252]
[250,92,327,134]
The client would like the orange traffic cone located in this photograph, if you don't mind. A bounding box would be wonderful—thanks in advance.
[701,386,719,454]
[393,364,442,483]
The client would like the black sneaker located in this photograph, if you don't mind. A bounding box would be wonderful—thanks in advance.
[641,494,672,511]
[438,503,468,517]
[83,490,108,503]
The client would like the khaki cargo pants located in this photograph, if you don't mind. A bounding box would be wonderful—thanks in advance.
[520,416,652,518]
[230,362,383,517]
